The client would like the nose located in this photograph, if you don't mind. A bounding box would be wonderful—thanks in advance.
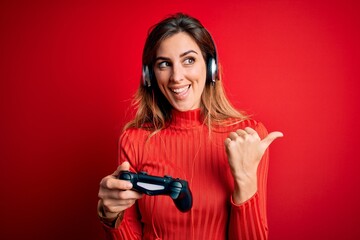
[170,63,184,82]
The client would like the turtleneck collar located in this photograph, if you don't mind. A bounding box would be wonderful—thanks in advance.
[169,108,204,128]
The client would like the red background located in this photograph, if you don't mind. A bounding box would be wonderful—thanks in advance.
[1,0,360,239]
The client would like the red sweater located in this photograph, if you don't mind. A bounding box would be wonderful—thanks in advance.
[102,109,269,240]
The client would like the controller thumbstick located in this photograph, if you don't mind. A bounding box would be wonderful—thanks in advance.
[119,171,131,181]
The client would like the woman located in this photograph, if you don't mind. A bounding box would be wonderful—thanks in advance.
[98,13,283,240]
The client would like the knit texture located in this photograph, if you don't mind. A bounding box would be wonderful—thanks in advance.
[102,108,269,240]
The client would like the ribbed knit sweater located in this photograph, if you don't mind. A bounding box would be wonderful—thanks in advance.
[102,108,269,240]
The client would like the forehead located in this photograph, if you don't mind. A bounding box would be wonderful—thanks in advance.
[156,32,201,57]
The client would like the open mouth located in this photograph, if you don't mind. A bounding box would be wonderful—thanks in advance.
[170,85,191,95]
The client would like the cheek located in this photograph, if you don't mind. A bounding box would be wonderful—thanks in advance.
[154,71,168,85]
[154,72,169,96]
[189,65,207,83]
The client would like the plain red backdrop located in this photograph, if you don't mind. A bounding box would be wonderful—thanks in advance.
[1,0,359,239]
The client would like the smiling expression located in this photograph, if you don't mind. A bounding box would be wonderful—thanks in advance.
[154,32,207,112]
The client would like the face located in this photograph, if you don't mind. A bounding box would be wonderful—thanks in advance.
[154,32,207,112]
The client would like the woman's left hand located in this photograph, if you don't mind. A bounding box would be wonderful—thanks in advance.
[224,127,283,203]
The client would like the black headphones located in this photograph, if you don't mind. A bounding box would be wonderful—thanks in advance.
[142,32,219,87]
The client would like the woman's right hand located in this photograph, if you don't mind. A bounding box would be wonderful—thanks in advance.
[98,161,143,219]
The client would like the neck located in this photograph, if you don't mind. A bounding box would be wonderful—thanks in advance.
[170,108,204,128]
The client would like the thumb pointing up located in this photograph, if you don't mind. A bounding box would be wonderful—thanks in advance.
[261,131,284,151]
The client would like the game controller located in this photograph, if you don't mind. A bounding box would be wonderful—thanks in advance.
[118,170,193,212]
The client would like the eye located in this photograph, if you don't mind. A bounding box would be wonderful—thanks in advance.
[158,61,171,69]
[184,57,195,65]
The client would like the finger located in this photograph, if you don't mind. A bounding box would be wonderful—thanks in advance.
[101,190,143,216]
[261,131,284,149]
[100,177,133,191]
[235,129,247,137]
[112,161,130,177]
[102,198,137,213]
[244,127,256,133]
[244,127,258,136]
[118,190,144,200]
[228,131,239,141]
[224,138,232,146]
[103,188,144,200]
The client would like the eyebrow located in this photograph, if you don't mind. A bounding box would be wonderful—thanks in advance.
[155,50,198,61]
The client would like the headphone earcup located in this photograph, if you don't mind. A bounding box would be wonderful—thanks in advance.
[142,65,151,87]
[207,57,218,84]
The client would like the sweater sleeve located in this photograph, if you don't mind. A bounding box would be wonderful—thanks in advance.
[100,130,143,240]
[228,122,269,240]
[101,204,142,240]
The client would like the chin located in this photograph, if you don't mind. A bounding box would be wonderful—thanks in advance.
[171,105,188,112]
[173,104,197,112]
[173,107,189,112]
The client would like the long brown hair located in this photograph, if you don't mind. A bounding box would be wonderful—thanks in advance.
[125,13,248,132]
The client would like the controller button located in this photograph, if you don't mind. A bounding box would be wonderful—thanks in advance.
[121,173,131,180]
[171,181,182,188]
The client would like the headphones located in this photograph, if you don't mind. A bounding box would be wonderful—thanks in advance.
[142,32,219,87]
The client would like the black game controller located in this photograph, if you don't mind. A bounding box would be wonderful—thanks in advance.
[118,170,193,212]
